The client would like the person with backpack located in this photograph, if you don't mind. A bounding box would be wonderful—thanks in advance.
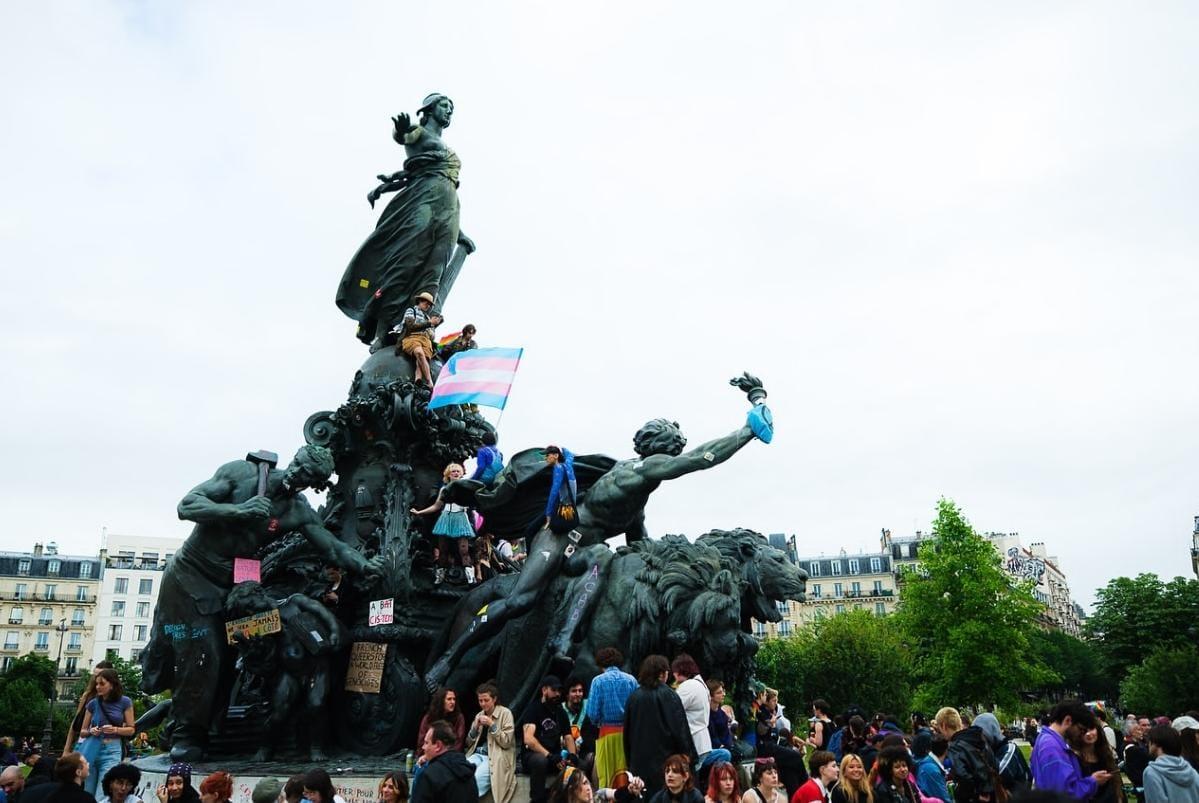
[934,708,1001,803]
[973,714,1031,796]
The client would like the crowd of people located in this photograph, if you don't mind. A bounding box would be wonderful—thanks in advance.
[4,651,1198,803]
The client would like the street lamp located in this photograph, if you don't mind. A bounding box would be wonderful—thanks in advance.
[41,618,69,750]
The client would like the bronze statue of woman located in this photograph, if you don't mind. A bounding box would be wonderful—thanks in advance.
[335,93,476,348]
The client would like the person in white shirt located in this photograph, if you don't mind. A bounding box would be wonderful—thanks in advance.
[672,653,733,776]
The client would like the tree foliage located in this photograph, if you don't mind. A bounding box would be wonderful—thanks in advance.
[1026,629,1113,700]
[1,653,57,699]
[895,498,1052,711]
[1119,644,1199,715]
[1085,573,1199,685]
[756,609,914,722]
[0,679,50,737]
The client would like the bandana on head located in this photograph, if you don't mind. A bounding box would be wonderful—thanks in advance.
[167,763,192,786]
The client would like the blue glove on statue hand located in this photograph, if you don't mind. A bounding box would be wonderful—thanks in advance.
[747,404,774,444]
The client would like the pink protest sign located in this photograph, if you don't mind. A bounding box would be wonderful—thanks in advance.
[233,558,261,584]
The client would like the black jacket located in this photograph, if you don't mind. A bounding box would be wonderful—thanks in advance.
[647,789,704,803]
[410,750,476,803]
[947,727,1000,803]
[624,684,695,797]
[24,757,57,788]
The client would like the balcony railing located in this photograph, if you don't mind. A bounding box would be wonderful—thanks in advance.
[33,644,48,651]
[66,644,81,652]
[105,559,166,571]
[38,619,53,626]
[2,643,18,651]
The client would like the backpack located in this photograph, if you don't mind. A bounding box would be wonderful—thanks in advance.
[947,734,1004,803]
[996,741,1031,793]
[829,726,845,761]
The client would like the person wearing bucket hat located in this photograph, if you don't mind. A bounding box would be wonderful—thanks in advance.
[250,779,282,803]
[336,92,475,349]
[394,291,442,385]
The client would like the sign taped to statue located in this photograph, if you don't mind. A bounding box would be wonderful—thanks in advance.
[223,609,281,644]
[345,642,387,693]
[368,598,394,626]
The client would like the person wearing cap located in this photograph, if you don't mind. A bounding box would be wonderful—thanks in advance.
[155,763,200,803]
[336,92,475,349]
[251,779,282,803]
[394,292,442,385]
[1174,716,1199,774]
[519,676,576,803]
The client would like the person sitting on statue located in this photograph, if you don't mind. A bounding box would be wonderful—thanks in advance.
[224,580,346,762]
[470,430,504,485]
[411,463,477,585]
[315,563,358,626]
[423,374,773,690]
[416,688,467,753]
[140,444,383,762]
[536,445,578,536]
[393,292,442,385]
[438,323,477,361]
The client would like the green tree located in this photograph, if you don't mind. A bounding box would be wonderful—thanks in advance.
[0,679,51,737]
[896,499,1052,711]
[1086,574,1199,685]
[1027,630,1113,700]
[1119,644,1199,714]
[756,630,810,720]
[756,610,914,721]
[0,653,57,699]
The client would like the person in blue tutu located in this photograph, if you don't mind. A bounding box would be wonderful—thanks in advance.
[412,463,478,584]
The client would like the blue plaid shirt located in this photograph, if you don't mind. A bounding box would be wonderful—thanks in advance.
[586,666,638,727]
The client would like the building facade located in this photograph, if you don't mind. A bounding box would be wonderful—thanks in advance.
[92,534,182,665]
[755,535,900,638]
[0,543,101,695]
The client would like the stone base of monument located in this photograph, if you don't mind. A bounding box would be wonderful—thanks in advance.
[134,756,543,803]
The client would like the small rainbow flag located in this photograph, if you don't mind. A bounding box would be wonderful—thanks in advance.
[429,347,524,411]
[437,331,462,348]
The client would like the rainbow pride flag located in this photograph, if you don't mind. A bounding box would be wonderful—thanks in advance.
[437,331,462,349]
[429,347,524,411]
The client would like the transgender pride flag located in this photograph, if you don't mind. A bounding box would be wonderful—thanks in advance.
[428,347,524,411]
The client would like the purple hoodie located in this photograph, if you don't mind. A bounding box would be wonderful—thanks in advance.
[1030,726,1098,800]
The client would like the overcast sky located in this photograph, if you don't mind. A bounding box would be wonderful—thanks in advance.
[2,2,1197,610]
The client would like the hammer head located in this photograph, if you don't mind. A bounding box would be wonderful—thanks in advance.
[245,450,279,469]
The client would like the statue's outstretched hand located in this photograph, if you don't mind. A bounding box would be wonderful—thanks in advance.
[457,232,476,254]
[730,372,764,396]
[391,113,414,140]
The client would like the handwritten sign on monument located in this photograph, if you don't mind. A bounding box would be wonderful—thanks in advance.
[233,558,261,584]
[223,609,282,644]
[345,642,387,693]
[368,598,394,626]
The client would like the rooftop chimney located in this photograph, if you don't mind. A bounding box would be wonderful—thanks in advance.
[33,543,43,557]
